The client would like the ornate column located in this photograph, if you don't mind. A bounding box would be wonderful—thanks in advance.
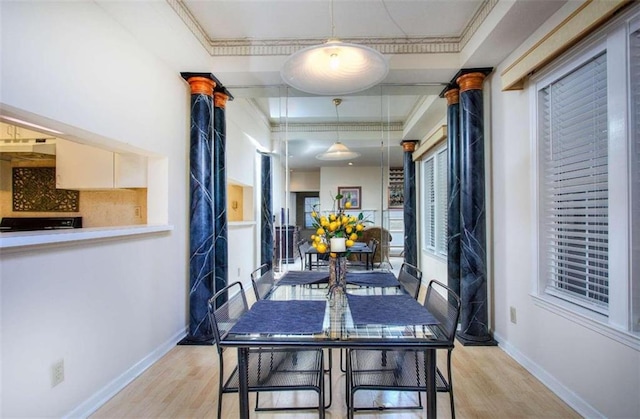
[445,88,461,302]
[181,73,215,343]
[402,140,419,267]
[261,153,274,270]
[213,91,229,308]
[457,72,495,345]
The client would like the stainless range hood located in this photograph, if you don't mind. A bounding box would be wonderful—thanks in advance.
[0,138,56,154]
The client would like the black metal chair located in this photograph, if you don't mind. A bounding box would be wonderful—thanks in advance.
[297,240,311,270]
[398,262,422,300]
[250,264,275,300]
[250,265,333,409]
[207,281,325,418]
[346,280,461,418]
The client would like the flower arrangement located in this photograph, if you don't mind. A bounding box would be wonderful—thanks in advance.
[309,191,369,256]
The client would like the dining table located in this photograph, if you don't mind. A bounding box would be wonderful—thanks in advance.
[219,269,451,418]
[306,242,373,270]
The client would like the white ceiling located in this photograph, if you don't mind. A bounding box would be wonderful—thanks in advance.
[100,0,569,169]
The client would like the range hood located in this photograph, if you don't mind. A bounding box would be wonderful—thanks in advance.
[0,138,56,155]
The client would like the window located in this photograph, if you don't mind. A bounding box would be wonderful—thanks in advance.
[533,9,639,334]
[303,196,319,228]
[422,145,448,256]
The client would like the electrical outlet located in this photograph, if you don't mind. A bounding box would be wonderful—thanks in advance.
[51,359,64,387]
[134,206,141,218]
[509,306,517,324]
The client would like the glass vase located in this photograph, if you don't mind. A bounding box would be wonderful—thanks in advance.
[328,254,347,304]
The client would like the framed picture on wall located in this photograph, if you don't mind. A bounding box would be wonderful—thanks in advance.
[388,184,403,208]
[337,186,361,209]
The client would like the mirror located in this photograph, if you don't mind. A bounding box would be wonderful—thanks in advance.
[230,83,447,271]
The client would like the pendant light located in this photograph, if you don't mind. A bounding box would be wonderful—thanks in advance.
[280,1,388,95]
[316,98,360,161]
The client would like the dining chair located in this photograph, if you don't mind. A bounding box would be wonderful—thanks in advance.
[250,264,275,301]
[346,279,461,418]
[250,265,334,409]
[207,281,325,418]
[297,240,311,270]
[398,262,422,300]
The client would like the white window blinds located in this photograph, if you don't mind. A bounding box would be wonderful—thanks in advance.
[436,148,448,256]
[424,158,435,250]
[539,52,609,312]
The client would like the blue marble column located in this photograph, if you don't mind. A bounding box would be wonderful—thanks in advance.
[402,140,418,267]
[457,72,495,345]
[261,153,274,271]
[213,92,229,308]
[181,74,215,343]
[445,88,461,302]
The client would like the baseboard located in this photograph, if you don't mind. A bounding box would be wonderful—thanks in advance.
[492,332,604,419]
[63,327,188,419]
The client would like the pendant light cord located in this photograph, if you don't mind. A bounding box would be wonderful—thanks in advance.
[334,98,342,142]
[330,0,336,39]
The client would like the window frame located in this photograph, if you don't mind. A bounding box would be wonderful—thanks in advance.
[529,8,639,347]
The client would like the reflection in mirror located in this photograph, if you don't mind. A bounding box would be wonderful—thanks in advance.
[230,83,446,272]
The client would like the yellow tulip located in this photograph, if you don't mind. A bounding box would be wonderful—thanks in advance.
[346,239,354,247]
[345,201,352,209]
[311,211,317,218]
[341,216,348,224]
[346,226,353,234]
[330,214,337,221]
[317,227,325,235]
[329,222,338,232]
[317,243,327,253]
[310,234,316,240]
[350,233,358,241]
[312,241,317,248]
[356,224,364,231]
[314,236,321,243]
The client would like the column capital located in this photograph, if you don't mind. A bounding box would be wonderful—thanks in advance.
[184,76,216,96]
[214,92,229,109]
[444,88,459,105]
[457,72,486,93]
[401,140,419,153]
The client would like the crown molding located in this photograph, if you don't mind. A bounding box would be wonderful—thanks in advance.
[271,122,403,133]
[169,0,498,57]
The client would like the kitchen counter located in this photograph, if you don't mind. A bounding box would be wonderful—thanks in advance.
[0,224,173,251]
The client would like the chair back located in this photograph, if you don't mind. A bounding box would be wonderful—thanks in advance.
[398,262,422,300]
[297,240,311,269]
[369,238,379,263]
[424,280,461,344]
[251,264,275,300]
[207,282,250,353]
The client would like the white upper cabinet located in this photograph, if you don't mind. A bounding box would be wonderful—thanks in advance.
[0,122,51,141]
[56,139,148,190]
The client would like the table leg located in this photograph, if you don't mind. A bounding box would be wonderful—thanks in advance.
[425,348,437,417]
[237,347,249,419]
[308,253,313,270]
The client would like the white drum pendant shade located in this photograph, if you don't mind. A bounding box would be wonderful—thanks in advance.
[281,40,389,95]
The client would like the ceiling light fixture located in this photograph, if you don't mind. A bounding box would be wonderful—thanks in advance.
[280,1,388,95]
[316,98,360,161]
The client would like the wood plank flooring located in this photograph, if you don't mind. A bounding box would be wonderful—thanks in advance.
[91,342,580,418]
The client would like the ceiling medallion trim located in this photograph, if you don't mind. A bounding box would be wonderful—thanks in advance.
[271,122,403,133]
[170,0,498,57]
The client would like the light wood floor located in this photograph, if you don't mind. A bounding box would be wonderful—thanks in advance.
[91,342,580,418]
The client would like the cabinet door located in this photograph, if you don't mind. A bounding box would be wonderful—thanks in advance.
[56,139,114,189]
[114,153,147,188]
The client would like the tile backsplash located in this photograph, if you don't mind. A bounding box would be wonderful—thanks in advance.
[0,159,147,227]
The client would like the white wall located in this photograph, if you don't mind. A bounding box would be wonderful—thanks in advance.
[0,2,206,417]
[319,166,385,225]
[226,99,272,287]
[489,4,640,417]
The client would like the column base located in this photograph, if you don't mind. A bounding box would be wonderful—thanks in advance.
[177,335,215,346]
[456,334,498,347]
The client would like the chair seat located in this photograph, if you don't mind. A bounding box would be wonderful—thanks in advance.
[350,349,425,390]
[223,348,323,393]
